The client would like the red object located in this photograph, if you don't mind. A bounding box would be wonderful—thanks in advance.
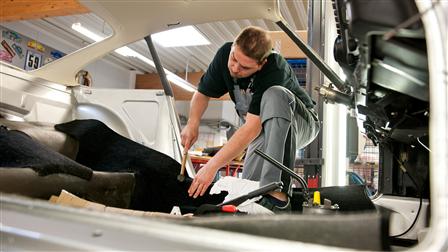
[1,40,15,58]
[307,176,319,188]
[232,165,241,177]
[221,205,238,213]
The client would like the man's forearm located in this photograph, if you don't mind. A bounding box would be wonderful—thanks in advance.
[188,91,210,126]
[181,91,211,150]
[205,114,261,172]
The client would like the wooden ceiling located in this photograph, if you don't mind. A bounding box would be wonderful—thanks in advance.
[0,0,89,22]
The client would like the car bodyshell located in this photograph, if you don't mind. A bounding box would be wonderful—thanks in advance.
[0,0,447,251]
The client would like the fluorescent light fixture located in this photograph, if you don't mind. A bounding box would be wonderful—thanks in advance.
[72,23,105,42]
[72,23,197,92]
[152,26,210,47]
[166,73,197,92]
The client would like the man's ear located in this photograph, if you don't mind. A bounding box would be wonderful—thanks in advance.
[258,58,267,70]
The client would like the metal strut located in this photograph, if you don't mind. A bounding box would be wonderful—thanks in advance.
[275,20,352,95]
[144,35,174,97]
[254,149,309,199]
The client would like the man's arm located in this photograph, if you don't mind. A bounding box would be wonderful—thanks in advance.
[188,112,262,198]
[181,91,210,150]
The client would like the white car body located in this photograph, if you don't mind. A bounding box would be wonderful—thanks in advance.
[0,0,447,251]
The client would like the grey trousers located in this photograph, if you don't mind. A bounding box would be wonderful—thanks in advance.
[242,86,320,196]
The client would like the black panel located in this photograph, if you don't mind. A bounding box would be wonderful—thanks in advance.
[184,213,389,251]
[350,0,422,41]
[331,0,430,199]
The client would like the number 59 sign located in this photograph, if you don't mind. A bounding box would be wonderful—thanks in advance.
[24,50,42,71]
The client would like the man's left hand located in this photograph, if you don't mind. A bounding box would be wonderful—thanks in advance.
[188,165,216,198]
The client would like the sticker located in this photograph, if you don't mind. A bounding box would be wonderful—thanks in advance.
[0,49,13,63]
[37,43,45,52]
[27,40,35,49]
[11,44,23,58]
[44,57,53,65]
[50,50,64,59]
[1,40,15,58]
[27,40,45,52]
[24,50,42,70]
[2,30,22,43]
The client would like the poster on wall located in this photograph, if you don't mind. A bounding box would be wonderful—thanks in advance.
[0,50,12,63]
[24,50,42,70]
[1,40,16,58]
[12,43,24,58]
[2,30,22,43]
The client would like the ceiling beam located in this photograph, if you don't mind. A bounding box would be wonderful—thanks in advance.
[0,0,90,22]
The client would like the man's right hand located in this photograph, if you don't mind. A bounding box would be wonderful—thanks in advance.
[181,123,199,151]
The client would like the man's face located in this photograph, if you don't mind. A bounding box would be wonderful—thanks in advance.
[227,45,266,79]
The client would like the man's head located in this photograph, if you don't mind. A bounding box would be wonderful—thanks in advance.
[228,26,272,78]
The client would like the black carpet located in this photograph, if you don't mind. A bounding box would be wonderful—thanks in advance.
[0,125,93,180]
[55,119,226,213]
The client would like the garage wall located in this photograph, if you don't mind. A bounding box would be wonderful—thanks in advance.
[84,59,136,89]
[176,100,239,149]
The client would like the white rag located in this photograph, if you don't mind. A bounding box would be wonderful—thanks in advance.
[209,176,273,215]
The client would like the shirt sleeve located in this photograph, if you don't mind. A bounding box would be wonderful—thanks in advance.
[197,44,229,98]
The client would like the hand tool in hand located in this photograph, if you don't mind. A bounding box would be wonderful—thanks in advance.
[177,151,188,182]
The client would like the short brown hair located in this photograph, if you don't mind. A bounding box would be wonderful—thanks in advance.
[234,26,272,63]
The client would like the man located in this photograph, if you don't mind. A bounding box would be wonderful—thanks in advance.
[181,26,319,212]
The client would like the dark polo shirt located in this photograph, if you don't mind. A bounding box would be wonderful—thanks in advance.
[198,42,314,116]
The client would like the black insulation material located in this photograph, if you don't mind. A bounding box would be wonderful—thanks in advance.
[0,125,93,180]
[55,119,226,212]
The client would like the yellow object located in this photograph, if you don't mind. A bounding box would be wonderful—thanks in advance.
[27,40,45,52]
[313,191,321,206]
